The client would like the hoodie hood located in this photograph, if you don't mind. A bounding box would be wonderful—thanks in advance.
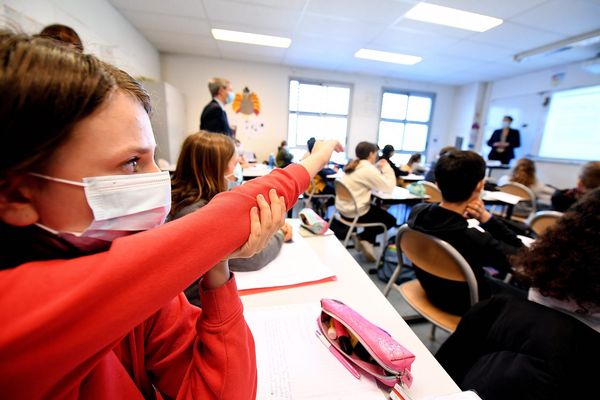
[407,203,468,234]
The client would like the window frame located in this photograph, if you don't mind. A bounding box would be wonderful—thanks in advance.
[377,88,436,157]
[287,78,353,151]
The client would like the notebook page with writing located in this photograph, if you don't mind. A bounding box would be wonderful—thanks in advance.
[244,303,385,400]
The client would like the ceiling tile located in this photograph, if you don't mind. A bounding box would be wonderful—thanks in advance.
[370,27,461,54]
[393,18,477,39]
[472,21,565,51]
[216,40,287,61]
[203,0,301,34]
[297,13,383,43]
[511,0,600,36]
[120,10,211,36]
[438,40,516,62]
[306,0,415,25]
[141,30,220,56]
[108,0,205,18]
[222,0,309,11]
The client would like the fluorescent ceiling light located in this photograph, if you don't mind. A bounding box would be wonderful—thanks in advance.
[514,29,600,62]
[211,28,291,48]
[404,3,503,32]
[354,49,422,65]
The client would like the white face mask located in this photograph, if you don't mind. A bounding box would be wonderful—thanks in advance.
[225,163,244,190]
[30,171,172,251]
[502,121,511,128]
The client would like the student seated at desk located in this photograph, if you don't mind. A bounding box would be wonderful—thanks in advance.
[436,188,600,400]
[380,144,408,179]
[407,151,524,315]
[276,140,294,168]
[401,152,425,174]
[498,158,554,214]
[336,142,396,262]
[169,131,293,305]
[0,31,343,399]
[551,161,600,212]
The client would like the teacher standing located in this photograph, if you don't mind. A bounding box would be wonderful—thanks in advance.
[487,115,520,165]
[200,77,234,136]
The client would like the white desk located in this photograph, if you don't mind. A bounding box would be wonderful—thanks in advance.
[243,164,273,180]
[402,174,425,182]
[241,220,460,399]
[372,186,429,203]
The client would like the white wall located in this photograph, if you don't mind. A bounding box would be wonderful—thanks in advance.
[448,82,486,151]
[161,54,457,163]
[0,0,160,79]
[480,60,600,189]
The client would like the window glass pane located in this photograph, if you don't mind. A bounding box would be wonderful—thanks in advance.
[287,113,298,147]
[321,116,348,144]
[406,96,432,122]
[297,83,323,113]
[390,153,410,165]
[324,86,350,115]
[403,123,428,151]
[381,92,408,120]
[378,121,404,150]
[289,80,299,112]
[296,115,348,145]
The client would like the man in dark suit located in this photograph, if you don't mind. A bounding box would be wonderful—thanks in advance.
[200,77,234,136]
[487,115,520,165]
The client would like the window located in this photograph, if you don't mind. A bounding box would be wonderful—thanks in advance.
[377,90,435,159]
[287,79,351,149]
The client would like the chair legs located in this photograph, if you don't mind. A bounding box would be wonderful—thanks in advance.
[430,324,437,340]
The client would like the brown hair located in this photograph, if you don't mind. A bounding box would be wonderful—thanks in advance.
[579,161,600,191]
[0,32,150,186]
[511,158,536,187]
[344,142,378,173]
[38,24,83,52]
[170,131,236,216]
[407,153,422,166]
[514,188,600,311]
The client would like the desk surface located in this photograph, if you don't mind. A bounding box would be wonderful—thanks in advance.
[243,164,273,178]
[401,173,425,182]
[241,220,460,399]
[372,186,429,202]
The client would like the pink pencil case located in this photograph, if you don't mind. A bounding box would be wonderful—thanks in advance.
[317,298,415,388]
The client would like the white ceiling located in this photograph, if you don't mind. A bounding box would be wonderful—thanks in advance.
[109,0,600,85]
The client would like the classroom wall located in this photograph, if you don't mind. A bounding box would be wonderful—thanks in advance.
[0,0,161,79]
[160,53,457,163]
[481,60,600,189]
[448,82,487,151]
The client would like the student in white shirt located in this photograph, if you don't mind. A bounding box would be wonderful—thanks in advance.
[336,142,396,261]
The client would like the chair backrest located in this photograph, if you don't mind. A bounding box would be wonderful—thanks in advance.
[499,182,535,202]
[333,179,359,216]
[527,210,563,236]
[396,225,479,306]
[419,180,443,203]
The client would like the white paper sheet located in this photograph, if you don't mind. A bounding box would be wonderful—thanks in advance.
[234,233,335,291]
[518,235,535,247]
[244,303,385,400]
[481,191,522,205]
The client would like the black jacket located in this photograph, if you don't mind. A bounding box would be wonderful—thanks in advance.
[436,295,600,400]
[200,99,232,136]
[407,204,523,314]
[487,128,520,164]
[551,188,580,212]
[380,156,408,178]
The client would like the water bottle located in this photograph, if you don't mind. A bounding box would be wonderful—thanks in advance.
[268,153,275,168]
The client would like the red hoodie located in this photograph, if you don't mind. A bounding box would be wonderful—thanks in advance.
[0,164,309,399]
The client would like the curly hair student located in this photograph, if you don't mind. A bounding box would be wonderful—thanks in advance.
[0,32,342,398]
[436,188,600,400]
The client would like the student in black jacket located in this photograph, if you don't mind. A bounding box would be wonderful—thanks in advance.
[408,151,524,315]
[436,189,600,400]
[379,145,407,178]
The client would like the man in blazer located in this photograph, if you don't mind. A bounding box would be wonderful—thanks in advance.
[487,115,520,165]
[200,77,234,136]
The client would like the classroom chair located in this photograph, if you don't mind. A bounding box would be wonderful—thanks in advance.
[383,225,479,339]
[526,210,563,237]
[419,180,443,203]
[329,180,388,266]
[498,182,537,222]
[303,183,335,218]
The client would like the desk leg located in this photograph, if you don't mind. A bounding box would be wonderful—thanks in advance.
[505,204,514,220]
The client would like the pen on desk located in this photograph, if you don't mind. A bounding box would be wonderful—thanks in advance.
[315,330,361,380]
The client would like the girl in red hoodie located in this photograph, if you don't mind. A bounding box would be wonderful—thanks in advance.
[0,32,342,399]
